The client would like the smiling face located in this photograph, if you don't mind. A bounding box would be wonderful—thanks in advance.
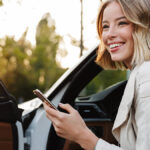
[102,1,134,69]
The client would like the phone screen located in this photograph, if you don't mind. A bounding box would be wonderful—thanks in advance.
[33,89,58,111]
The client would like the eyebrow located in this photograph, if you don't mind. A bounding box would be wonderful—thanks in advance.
[102,16,127,24]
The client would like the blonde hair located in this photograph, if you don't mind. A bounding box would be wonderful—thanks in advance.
[96,0,150,70]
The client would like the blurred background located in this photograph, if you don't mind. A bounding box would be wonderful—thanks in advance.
[0,0,126,103]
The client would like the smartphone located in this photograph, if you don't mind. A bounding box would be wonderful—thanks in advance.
[33,89,58,111]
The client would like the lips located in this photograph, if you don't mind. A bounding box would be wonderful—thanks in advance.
[108,42,125,52]
[110,43,123,49]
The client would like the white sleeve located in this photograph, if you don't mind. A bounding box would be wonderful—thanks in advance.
[134,66,150,150]
[95,139,123,150]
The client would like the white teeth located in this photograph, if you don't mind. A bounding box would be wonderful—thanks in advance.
[109,43,122,49]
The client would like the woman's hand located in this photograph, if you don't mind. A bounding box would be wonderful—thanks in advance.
[43,103,99,150]
[43,103,87,141]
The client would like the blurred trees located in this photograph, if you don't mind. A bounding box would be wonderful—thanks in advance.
[0,13,66,103]
[80,70,127,96]
[90,70,127,93]
[32,13,66,92]
[0,0,3,6]
[0,7,127,103]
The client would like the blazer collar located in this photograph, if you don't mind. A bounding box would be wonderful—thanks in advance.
[112,65,140,141]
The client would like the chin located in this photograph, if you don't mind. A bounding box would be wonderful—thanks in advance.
[111,55,125,62]
[111,57,122,62]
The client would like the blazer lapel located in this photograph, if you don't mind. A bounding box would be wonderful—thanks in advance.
[112,65,139,141]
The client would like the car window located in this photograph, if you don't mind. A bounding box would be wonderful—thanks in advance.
[79,70,127,96]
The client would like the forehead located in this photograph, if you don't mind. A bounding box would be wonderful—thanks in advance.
[103,1,125,21]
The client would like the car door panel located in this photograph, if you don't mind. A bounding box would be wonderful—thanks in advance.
[0,122,13,150]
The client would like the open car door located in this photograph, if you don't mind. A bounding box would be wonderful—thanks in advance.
[0,80,24,150]
[42,47,127,150]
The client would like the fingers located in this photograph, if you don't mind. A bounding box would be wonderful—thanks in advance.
[43,102,69,138]
[43,102,67,121]
[53,122,63,135]
[44,102,75,115]
[43,102,59,117]
[43,103,60,122]
[59,103,75,114]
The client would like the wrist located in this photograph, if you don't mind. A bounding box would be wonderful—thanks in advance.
[77,127,99,150]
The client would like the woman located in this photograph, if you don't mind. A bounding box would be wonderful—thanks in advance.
[44,0,150,149]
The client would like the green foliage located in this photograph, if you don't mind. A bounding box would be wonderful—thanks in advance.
[0,35,33,100]
[0,13,66,103]
[0,0,3,6]
[32,13,66,91]
[80,70,127,96]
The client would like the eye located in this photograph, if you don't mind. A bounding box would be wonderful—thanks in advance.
[118,21,129,26]
[102,24,109,29]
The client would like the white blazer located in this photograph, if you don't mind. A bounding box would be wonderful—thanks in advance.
[95,61,150,150]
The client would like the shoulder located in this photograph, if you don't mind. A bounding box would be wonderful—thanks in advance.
[136,61,150,85]
[134,62,150,101]
[138,61,150,74]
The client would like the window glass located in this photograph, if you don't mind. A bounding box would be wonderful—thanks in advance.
[79,70,127,96]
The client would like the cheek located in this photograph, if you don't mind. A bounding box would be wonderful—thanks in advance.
[125,33,134,58]
[122,26,133,42]
[121,28,134,50]
[128,33,133,43]
[102,33,107,44]
[130,39,134,57]
[127,32,134,51]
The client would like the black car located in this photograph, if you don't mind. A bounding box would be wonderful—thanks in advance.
[0,46,127,150]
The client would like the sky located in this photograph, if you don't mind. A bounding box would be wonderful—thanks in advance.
[0,0,101,68]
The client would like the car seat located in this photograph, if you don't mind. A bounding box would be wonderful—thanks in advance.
[0,80,23,150]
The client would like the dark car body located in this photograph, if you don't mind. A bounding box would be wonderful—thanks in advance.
[0,46,127,150]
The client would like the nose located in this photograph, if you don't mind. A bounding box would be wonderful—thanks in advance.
[107,25,117,39]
